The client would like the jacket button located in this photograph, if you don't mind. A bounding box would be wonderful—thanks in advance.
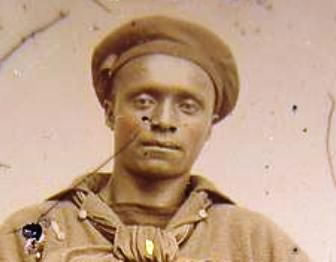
[145,239,154,256]
[198,209,208,219]
[78,209,88,220]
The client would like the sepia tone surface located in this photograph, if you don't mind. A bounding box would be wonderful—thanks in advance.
[0,0,335,261]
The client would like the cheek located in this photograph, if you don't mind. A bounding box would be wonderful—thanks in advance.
[183,121,211,152]
[114,113,142,146]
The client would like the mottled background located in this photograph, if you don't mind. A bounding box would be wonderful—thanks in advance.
[0,0,335,261]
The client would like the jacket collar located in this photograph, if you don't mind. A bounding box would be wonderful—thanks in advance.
[48,172,235,205]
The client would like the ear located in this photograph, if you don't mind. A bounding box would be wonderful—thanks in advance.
[205,125,212,141]
[206,114,219,141]
[104,99,115,130]
[212,114,219,123]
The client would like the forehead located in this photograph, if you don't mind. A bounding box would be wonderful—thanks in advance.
[112,54,215,97]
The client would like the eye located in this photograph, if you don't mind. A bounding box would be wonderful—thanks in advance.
[179,99,201,115]
[133,94,156,110]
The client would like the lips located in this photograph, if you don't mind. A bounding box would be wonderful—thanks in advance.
[141,140,181,151]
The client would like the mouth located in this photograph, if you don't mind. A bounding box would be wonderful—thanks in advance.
[141,140,182,151]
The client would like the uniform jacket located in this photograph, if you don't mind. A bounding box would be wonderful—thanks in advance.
[0,173,310,262]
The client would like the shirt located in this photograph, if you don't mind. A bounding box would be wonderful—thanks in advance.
[0,173,310,262]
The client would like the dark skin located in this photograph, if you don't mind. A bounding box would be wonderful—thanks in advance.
[100,54,216,208]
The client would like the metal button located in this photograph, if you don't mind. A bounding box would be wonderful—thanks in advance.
[57,232,66,241]
[198,209,208,219]
[78,209,87,220]
[145,239,154,256]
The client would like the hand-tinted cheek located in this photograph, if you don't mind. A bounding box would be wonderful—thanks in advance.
[115,116,141,147]
[185,125,209,153]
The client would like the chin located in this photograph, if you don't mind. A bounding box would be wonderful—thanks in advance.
[120,149,191,180]
[132,161,187,181]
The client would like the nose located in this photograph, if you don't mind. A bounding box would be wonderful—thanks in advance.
[148,100,178,133]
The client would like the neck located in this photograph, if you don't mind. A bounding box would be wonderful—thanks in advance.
[102,165,190,208]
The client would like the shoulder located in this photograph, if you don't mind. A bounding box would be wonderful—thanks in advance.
[207,203,310,259]
[209,203,292,237]
[0,198,79,261]
[0,202,49,233]
[0,172,108,234]
[210,204,272,224]
[0,199,75,235]
[208,204,278,233]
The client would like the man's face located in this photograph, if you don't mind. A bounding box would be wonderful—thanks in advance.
[109,54,216,180]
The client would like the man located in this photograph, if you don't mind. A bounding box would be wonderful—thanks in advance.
[0,16,310,261]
